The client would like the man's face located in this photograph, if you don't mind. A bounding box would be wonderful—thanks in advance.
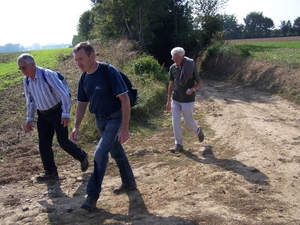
[18,60,35,77]
[73,48,94,72]
[171,53,184,67]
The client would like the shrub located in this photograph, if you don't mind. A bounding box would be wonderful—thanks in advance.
[132,55,168,82]
[206,42,251,57]
[206,42,223,56]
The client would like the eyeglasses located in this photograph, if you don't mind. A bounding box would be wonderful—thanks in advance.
[171,56,183,61]
[18,63,31,71]
[18,66,28,71]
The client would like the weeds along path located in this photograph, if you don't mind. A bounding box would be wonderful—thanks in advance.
[1,78,300,224]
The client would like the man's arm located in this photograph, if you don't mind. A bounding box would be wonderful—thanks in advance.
[193,79,203,91]
[71,102,88,142]
[23,78,36,132]
[186,66,203,95]
[166,81,174,111]
[118,92,131,144]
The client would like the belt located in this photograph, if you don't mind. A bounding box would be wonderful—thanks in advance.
[39,102,62,115]
[98,111,121,118]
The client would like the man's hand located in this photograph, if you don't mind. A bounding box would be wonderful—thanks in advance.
[24,121,34,133]
[71,128,79,142]
[118,128,129,144]
[166,102,171,111]
[61,117,70,127]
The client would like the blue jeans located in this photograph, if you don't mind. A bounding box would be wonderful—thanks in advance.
[86,111,136,200]
[37,107,86,174]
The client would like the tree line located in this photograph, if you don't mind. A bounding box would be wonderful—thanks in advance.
[222,12,300,39]
[74,0,299,66]
[0,43,70,53]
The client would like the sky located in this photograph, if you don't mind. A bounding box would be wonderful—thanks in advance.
[0,0,299,47]
[222,0,300,28]
[0,0,92,46]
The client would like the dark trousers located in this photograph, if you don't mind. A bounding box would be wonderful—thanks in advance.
[37,107,85,174]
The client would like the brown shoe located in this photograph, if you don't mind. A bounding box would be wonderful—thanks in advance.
[36,172,59,181]
[113,183,137,194]
[170,144,183,153]
[197,127,204,142]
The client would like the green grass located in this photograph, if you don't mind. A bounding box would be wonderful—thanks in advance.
[0,48,72,91]
[227,41,300,67]
[206,39,300,104]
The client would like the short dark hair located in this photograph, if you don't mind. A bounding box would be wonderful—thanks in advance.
[73,41,95,57]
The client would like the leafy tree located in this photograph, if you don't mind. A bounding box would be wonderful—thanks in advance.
[280,20,293,36]
[192,0,228,18]
[243,12,274,38]
[77,10,94,42]
[147,0,195,62]
[89,0,153,47]
[88,0,195,66]
[192,0,228,46]
[72,35,80,47]
[221,14,243,39]
[262,17,274,37]
[293,17,300,35]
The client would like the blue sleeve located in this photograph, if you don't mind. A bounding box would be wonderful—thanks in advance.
[107,65,127,96]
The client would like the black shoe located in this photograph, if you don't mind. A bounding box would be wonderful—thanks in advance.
[81,196,97,211]
[81,153,89,172]
[170,144,183,153]
[36,172,59,181]
[197,127,204,142]
[113,183,137,194]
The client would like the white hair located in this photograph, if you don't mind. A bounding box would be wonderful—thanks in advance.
[171,47,185,56]
[17,53,35,64]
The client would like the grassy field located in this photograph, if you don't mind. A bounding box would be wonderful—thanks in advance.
[0,48,72,91]
[202,37,300,104]
[231,38,300,67]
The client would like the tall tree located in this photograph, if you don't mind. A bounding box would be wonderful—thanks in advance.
[77,10,94,42]
[293,17,300,35]
[145,0,194,65]
[244,12,274,38]
[192,0,228,46]
[222,14,242,39]
[88,0,195,64]
[192,0,228,18]
[280,20,292,36]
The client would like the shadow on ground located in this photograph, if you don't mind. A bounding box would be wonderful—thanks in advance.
[182,146,269,186]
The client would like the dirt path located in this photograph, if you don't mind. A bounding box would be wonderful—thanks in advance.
[1,79,300,225]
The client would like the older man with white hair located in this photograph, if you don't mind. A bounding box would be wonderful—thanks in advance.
[166,47,204,152]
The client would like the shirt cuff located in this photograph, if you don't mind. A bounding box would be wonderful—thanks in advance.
[62,112,70,118]
[26,117,35,122]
